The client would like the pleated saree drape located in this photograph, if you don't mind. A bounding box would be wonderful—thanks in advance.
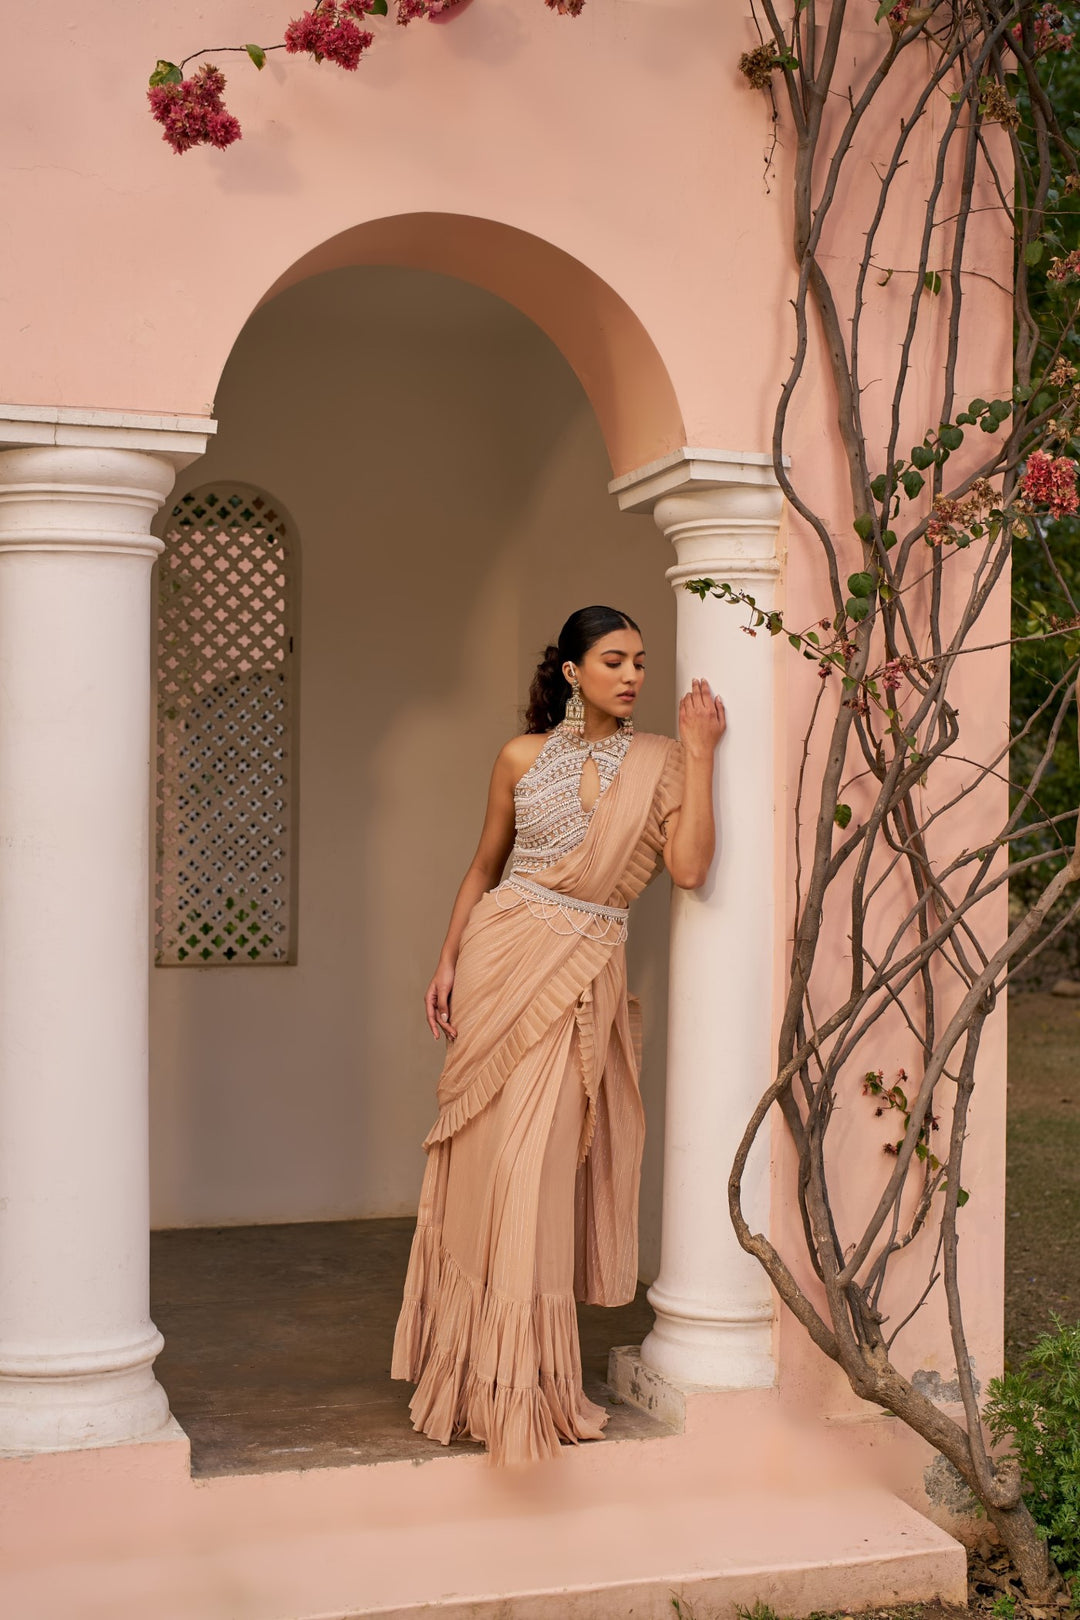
[391,731,683,1465]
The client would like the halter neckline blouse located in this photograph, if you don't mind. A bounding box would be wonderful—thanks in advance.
[508,721,633,877]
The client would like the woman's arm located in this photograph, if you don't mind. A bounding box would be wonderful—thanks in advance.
[664,678,727,890]
[425,737,541,1041]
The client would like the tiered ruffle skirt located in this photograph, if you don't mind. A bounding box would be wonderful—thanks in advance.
[391,1003,609,1465]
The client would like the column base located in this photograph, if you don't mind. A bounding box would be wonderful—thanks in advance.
[639,1288,775,1389]
[608,1345,692,1428]
[0,1362,171,1454]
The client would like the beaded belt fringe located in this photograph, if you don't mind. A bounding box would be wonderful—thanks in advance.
[494,873,629,944]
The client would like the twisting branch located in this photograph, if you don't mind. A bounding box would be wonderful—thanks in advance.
[724,1,1080,1601]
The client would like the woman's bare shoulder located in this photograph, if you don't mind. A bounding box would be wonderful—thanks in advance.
[498,732,550,784]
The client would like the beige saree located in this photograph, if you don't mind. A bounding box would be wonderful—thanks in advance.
[391,730,683,1465]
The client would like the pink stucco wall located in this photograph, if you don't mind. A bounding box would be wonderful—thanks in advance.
[0,0,1013,1539]
[0,0,791,474]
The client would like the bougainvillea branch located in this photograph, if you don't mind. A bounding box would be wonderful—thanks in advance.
[147,0,574,154]
[715,0,1080,1600]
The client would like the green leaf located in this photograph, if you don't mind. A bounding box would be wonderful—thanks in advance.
[957,1187,970,1208]
[847,570,876,598]
[910,444,935,469]
[938,424,964,451]
[989,398,1012,421]
[923,270,942,295]
[846,597,871,622]
[834,803,853,828]
[149,59,182,86]
[853,513,875,540]
[788,633,802,651]
[1024,240,1045,267]
[967,398,989,416]
[901,468,925,499]
[882,529,897,550]
[1032,391,1053,415]
[870,473,890,501]
[368,0,389,10]
[245,42,267,68]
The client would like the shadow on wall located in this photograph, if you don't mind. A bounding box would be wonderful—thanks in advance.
[148,265,676,1281]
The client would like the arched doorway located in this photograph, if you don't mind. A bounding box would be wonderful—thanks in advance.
[147,263,678,1468]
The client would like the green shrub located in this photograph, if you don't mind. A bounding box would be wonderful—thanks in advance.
[986,1317,1080,1584]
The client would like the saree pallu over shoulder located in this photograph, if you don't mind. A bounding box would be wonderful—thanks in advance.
[423,732,682,1153]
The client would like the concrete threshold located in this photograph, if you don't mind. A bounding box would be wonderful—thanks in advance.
[0,1399,966,1620]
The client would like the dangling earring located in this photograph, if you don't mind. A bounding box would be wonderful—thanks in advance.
[564,676,585,737]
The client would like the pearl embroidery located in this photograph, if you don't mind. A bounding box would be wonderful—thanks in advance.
[508,721,632,877]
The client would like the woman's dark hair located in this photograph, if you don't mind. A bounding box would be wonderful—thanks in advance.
[524,606,641,734]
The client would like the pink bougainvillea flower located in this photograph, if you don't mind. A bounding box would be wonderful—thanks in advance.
[395,0,462,24]
[1047,248,1080,283]
[284,4,375,68]
[148,63,242,155]
[1011,4,1074,55]
[1021,450,1080,518]
[546,0,586,13]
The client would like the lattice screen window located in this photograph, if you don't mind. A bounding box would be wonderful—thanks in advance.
[155,484,297,966]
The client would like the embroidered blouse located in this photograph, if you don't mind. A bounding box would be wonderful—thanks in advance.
[508,722,633,876]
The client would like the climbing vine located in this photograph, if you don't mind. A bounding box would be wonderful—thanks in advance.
[708,1,1080,1602]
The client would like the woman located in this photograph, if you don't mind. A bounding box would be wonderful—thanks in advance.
[391,605,725,1465]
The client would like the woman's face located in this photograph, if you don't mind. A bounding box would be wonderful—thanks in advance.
[567,627,646,724]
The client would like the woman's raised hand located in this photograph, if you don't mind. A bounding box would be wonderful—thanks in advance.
[678,677,726,757]
[425,960,457,1041]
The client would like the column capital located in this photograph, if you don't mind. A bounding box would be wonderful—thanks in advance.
[610,448,785,586]
[0,407,215,560]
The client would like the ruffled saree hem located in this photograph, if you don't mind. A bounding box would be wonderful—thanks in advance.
[392,1231,608,1466]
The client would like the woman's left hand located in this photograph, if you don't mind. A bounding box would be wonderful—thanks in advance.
[678,677,726,757]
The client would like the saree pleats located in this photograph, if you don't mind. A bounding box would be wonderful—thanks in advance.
[391,733,684,1465]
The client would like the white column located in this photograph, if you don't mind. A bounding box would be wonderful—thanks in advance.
[0,408,213,1450]
[611,450,783,1389]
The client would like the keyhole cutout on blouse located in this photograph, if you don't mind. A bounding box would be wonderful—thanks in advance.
[579,755,601,814]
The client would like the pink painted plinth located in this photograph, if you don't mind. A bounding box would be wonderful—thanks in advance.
[0,1391,966,1620]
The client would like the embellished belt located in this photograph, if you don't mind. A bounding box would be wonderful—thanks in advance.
[494,873,629,943]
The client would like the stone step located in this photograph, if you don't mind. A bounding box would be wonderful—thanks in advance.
[0,1424,966,1620]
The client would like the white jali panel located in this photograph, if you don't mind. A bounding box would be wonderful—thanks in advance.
[155,486,297,965]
